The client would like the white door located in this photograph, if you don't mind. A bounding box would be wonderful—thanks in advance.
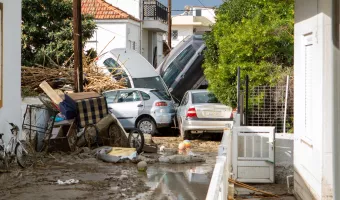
[108,90,144,129]
[232,126,275,183]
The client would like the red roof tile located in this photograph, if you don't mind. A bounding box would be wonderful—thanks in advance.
[82,0,140,21]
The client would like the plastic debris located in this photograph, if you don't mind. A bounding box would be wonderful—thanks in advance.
[57,179,79,185]
[159,145,165,152]
[96,147,137,163]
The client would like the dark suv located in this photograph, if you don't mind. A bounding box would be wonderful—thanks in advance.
[156,34,206,102]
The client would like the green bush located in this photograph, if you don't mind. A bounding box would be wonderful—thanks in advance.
[203,0,294,107]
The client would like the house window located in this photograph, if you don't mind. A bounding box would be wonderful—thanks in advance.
[172,30,178,40]
[0,4,3,108]
[196,9,202,16]
[304,33,313,140]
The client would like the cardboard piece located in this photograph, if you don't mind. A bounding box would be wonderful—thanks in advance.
[108,147,136,156]
[39,81,63,105]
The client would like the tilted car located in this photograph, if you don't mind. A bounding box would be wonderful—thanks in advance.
[103,88,176,135]
[176,90,233,139]
[156,34,206,101]
[96,48,173,102]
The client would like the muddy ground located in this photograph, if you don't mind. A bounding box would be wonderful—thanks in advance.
[0,137,220,200]
[0,136,295,200]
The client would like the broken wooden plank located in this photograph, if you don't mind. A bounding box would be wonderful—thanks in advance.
[39,81,63,105]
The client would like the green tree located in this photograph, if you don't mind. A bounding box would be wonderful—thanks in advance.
[203,0,294,107]
[22,0,96,66]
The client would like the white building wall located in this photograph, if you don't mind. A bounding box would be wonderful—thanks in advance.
[171,25,193,47]
[193,7,215,23]
[156,33,164,66]
[85,21,127,55]
[294,0,334,199]
[142,29,149,60]
[105,0,140,19]
[127,22,141,52]
[0,0,22,142]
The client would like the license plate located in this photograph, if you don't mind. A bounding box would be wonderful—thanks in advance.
[205,111,221,117]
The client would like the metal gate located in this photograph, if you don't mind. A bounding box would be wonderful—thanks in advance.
[232,126,275,183]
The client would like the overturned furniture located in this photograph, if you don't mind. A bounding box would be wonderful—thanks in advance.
[60,91,145,153]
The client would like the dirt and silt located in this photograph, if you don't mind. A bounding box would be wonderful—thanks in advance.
[0,136,295,200]
[0,136,220,200]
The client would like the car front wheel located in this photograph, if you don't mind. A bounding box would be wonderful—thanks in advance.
[137,118,156,135]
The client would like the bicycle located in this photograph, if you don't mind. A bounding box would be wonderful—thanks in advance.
[0,122,34,169]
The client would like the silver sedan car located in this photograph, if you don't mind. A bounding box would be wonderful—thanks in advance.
[103,88,176,135]
[177,90,233,139]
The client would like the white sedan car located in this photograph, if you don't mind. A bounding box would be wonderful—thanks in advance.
[176,90,233,139]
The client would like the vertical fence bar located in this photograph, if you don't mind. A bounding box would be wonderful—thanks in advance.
[283,76,290,133]
[245,75,249,126]
[237,67,241,114]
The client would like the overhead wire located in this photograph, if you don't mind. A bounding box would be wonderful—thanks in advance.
[195,0,216,17]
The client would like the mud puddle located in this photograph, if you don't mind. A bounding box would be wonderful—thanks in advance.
[135,152,217,200]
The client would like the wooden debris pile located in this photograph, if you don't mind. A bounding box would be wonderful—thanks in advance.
[83,63,127,93]
[22,63,127,95]
[22,66,73,93]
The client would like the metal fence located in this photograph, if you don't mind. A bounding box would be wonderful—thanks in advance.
[143,0,168,23]
[241,77,294,133]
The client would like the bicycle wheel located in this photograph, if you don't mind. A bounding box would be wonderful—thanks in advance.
[108,123,127,147]
[84,124,98,147]
[0,147,8,170]
[128,129,144,154]
[15,141,35,168]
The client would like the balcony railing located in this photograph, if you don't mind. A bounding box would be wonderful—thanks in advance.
[143,0,168,24]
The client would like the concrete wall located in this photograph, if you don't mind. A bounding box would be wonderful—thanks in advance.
[85,20,141,55]
[0,0,22,143]
[156,33,164,66]
[127,22,141,52]
[105,0,140,19]
[142,29,149,60]
[294,0,333,199]
[171,25,194,48]
[192,7,215,23]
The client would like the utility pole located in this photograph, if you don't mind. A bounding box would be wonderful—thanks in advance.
[73,0,83,92]
[167,0,172,50]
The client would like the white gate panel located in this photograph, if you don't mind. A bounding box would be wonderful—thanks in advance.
[232,126,275,183]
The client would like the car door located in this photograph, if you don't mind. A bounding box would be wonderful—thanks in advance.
[108,90,144,129]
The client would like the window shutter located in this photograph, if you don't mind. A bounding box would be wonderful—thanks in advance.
[305,43,313,138]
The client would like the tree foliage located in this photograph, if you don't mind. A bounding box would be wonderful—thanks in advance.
[22,0,96,66]
[203,0,294,107]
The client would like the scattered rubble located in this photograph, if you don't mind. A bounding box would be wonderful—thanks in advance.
[57,179,79,185]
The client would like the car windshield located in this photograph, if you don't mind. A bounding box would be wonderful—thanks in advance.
[132,76,172,99]
[103,58,131,87]
[151,90,171,101]
[192,92,220,104]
